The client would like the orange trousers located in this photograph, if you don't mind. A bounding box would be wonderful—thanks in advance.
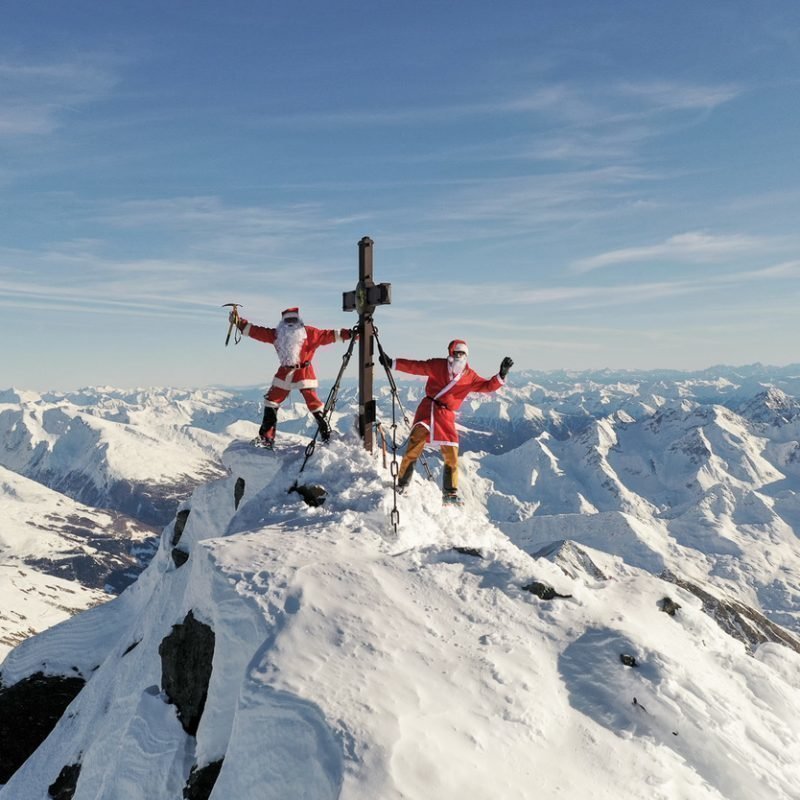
[398,424,459,492]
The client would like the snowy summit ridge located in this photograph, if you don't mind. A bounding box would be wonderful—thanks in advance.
[2,418,800,799]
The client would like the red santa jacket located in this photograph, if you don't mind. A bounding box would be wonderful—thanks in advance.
[392,357,504,446]
[242,322,351,390]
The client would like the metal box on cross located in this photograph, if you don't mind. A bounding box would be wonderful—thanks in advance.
[343,236,392,452]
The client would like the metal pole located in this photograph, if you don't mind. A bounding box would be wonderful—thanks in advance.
[358,236,375,453]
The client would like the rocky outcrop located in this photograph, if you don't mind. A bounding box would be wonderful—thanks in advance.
[661,571,800,655]
[183,759,224,799]
[172,509,191,546]
[48,762,81,799]
[234,477,245,509]
[0,672,85,783]
[534,540,608,581]
[158,611,215,736]
[522,581,573,600]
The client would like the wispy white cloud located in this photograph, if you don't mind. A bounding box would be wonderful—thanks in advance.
[0,58,118,136]
[93,196,367,261]
[399,258,800,314]
[614,80,742,112]
[257,78,742,133]
[572,231,770,272]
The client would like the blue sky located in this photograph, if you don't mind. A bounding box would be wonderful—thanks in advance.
[2,1,800,389]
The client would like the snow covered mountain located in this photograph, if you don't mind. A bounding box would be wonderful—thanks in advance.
[3,365,800,798]
[0,388,237,526]
[1,433,799,799]
[0,465,158,659]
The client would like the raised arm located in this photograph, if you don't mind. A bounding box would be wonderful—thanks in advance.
[308,327,355,347]
[468,357,513,393]
[391,357,440,378]
[239,319,276,344]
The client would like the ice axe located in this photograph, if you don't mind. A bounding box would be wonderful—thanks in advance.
[222,303,244,346]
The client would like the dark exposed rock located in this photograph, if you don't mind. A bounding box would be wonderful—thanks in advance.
[453,547,482,558]
[234,477,245,509]
[172,509,191,546]
[289,482,327,507]
[0,672,85,783]
[183,758,224,799]
[659,596,681,617]
[158,611,215,736]
[522,581,573,600]
[48,762,81,799]
[620,653,638,667]
[122,640,140,656]
[171,548,190,568]
[661,571,800,655]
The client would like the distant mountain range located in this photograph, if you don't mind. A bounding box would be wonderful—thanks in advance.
[2,361,800,796]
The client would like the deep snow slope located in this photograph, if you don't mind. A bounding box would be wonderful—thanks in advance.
[0,465,155,659]
[2,435,800,800]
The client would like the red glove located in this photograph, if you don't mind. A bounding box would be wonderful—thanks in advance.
[340,328,353,340]
[236,316,249,331]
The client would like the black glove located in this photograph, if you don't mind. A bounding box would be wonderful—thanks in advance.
[499,356,513,379]
[379,351,393,368]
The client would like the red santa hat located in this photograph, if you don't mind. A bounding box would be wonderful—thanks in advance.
[448,339,469,357]
[282,307,300,320]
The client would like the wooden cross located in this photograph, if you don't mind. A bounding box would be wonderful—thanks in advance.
[343,236,392,452]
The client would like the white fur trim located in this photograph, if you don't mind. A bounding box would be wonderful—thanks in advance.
[272,377,319,390]
[243,322,252,337]
[431,439,460,448]
[264,399,281,409]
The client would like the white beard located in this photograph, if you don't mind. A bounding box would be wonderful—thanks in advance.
[276,320,307,366]
[448,356,467,378]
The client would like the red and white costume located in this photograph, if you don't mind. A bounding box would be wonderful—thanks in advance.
[240,309,352,411]
[392,356,504,447]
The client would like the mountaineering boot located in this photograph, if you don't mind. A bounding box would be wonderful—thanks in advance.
[254,405,277,448]
[313,411,330,443]
[396,465,413,495]
[442,489,463,506]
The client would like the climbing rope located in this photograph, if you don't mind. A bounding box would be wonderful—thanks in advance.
[292,325,359,482]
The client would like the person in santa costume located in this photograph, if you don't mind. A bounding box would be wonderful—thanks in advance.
[380,340,513,504]
[231,307,355,448]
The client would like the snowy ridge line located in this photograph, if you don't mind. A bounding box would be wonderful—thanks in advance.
[3,432,800,798]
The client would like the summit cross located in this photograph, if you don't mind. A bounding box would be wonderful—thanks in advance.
[342,236,392,452]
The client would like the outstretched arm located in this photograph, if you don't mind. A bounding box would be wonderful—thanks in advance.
[234,316,276,344]
[469,358,512,393]
[309,327,356,346]
[241,319,275,344]
[392,357,440,377]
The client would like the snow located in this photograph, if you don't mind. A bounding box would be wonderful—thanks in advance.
[3,370,800,798]
[0,466,143,658]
